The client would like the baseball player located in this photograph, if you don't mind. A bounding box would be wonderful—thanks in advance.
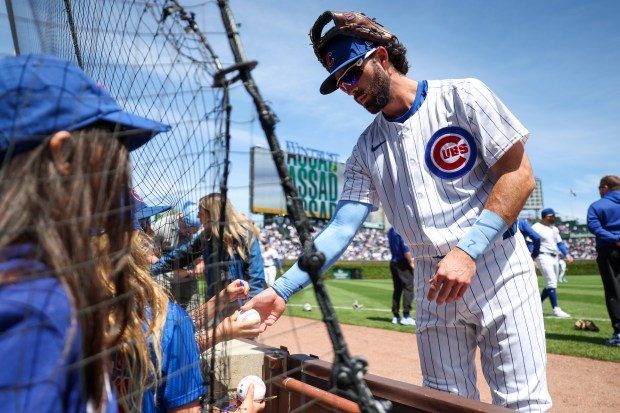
[261,240,283,286]
[243,11,550,411]
[532,208,573,318]
[558,256,568,283]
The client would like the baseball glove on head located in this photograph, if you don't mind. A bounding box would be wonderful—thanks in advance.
[309,11,398,94]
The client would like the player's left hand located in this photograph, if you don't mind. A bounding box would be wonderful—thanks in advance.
[565,255,574,264]
[427,248,476,305]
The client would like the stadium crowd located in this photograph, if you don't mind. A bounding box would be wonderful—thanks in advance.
[260,220,597,261]
[260,222,392,261]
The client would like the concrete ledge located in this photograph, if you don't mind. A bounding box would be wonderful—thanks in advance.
[201,338,277,403]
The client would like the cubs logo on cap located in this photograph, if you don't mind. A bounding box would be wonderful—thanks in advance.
[131,188,144,201]
[425,126,477,179]
[319,36,377,95]
[130,188,172,229]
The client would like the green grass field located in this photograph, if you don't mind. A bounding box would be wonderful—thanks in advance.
[282,275,620,363]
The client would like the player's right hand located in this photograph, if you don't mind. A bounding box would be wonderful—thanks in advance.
[427,248,476,305]
[240,287,286,331]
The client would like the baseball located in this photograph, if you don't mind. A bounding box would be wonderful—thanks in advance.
[237,375,266,401]
[237,308,261,324]
[303,303,312,312]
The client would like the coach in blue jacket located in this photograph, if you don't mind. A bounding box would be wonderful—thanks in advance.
[587,175,620,347]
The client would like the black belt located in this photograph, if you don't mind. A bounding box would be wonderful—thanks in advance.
[540,251,558,257]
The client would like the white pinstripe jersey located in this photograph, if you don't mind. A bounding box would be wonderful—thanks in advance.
[531,223,562,255]
[341,78,529,259]
[262,247,280,267]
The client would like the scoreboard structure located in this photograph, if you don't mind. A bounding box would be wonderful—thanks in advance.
[250,143,386,228]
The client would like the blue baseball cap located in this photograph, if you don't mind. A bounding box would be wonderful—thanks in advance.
[319,36,377,95]
[0,54,171,161]
[181,200,201,229]
[541,208,557,218]
[131,189,172,230]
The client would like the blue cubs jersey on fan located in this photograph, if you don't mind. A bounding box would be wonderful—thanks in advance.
[142,302,206,412]
[0,244,117,413]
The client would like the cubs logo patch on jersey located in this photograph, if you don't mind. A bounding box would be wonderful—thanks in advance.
[425,126,477,179]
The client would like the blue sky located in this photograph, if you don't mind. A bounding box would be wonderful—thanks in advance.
[2,0,619,224]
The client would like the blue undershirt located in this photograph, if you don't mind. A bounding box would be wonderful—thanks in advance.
[271,200,372,301]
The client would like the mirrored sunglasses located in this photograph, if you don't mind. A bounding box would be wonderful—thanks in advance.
[336,48,377,93]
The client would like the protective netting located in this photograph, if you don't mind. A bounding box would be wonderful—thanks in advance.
[3,1,391,412]
[4,0,257,410]
[11,0,231,207]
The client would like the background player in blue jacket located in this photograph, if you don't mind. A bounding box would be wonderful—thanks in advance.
[387,227,415,326]
[587,175,620,347]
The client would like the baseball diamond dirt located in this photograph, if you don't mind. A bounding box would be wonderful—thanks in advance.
[258,316,617,413]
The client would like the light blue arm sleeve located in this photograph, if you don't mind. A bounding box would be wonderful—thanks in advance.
[271,200,372,302]
[557,241,569,258]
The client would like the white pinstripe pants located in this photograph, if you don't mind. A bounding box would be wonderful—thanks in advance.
[264,265,277,286]
[414,234,551,412]
[535,253,559,289]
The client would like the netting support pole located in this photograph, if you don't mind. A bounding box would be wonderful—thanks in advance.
[63,0,83,68]
[215,1,391,412]
[4,0,20,55]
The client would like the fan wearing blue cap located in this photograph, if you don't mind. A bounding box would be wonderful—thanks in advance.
[532,208,574,318]
[131,189,172,235]
[0,54,169,413]
[178,200,202,244]
[243,10,552,411]
[122,191,205,412]
[151,199,205,310]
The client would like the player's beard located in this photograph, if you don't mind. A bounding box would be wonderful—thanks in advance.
[355,62,391,114]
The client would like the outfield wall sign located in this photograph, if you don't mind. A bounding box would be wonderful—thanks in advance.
[332,268,352,280]
[250,143,344,220]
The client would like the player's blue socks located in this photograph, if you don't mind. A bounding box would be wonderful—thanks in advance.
[548,288,558,308]
[541,288,559,308]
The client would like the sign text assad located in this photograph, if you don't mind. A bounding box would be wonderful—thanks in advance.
[250,142,344,220]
